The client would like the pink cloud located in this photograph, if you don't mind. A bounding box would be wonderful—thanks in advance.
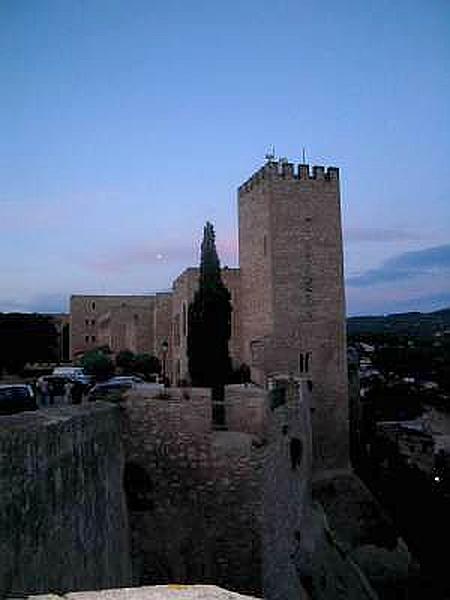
[85,232,239,275]
[86,241,195,273]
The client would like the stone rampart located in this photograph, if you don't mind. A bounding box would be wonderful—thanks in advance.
[224,385,267,435]
[262,377,384,600]
[23,584,261,599]
[121,386,266,595]
[0,404,131,596]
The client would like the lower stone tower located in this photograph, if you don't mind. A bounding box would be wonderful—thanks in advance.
[238,159,349,472]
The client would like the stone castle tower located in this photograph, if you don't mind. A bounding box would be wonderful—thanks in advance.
[238,159,349,472]
[69,157,349,473]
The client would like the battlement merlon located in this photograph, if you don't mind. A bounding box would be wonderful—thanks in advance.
[238,162,339,194]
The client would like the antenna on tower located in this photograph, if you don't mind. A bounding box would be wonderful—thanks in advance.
[302,147,306,164]
[265,145,276,162]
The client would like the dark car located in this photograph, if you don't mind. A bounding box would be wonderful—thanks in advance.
[0,384,37,416]
[87,380,133,403]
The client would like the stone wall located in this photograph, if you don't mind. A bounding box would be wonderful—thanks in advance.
[170,269,202,384]
[153,293,173,377]
[97,301,156,356]
[238,172,274,370]
[23,584,261,599]
[261,378,313,600]
[238,161,349,474]
[170,268,242,384]
[224,385,267,435]
[0,404,131,596]
[262,377,382,600]
[70,295,158,359]
[121,386,266,596]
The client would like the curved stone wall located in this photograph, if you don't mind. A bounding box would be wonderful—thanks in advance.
[0,404,131,596]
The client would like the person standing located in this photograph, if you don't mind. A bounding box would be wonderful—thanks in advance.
[48,380,55,406]
[71,381,83,405]
[38,378,49,408]
[64,380,74,405]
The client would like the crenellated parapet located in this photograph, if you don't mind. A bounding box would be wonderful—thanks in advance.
[238,161,339,194]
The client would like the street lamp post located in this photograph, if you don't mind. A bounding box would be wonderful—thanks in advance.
[161,340,169,386]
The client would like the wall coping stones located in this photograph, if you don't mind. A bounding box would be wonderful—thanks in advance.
[22,585,261,600]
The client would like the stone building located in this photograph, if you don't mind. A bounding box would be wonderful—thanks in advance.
[170,267,241,384]
[70,295,156,358]
[70,158,348,469]
[238,161,348,471]
[70,270,240,385]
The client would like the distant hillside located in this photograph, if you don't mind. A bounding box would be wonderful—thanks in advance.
[347,307,450,338]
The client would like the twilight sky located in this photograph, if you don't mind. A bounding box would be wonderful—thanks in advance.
[1,0,449,316]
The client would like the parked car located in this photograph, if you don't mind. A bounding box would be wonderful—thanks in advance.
[108,375,146,385]
[109,376,164,392]
[37,374,91,396]
[53,366,84,376]
[52,366,92,386]
[0,384,37,416]
[87,376,163,402]
[87,380,134,403]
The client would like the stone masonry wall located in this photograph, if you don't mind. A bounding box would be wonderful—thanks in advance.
[262,378,379,600]
[224,385,267,435]
[153,293,173,377]
[0,404,131,596]
[262,378,312,600]
[70,295,155,359]
[121,386,266,596]
[23,584,261,600]
[238,174,274,369]
[238,162,349,473]
[170,268,242,384]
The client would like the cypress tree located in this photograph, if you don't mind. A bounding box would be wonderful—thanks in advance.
[187,222,232,390]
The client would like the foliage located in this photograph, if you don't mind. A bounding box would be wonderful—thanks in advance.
[364,381,424,423]
[80,349,114,382]
[115,350,160,379]
[115,350,136,373]
[187,222,232,387]
[0,313,58,375]
[348,310,450,395]
[348,307,450,339]
[133,353,160,378]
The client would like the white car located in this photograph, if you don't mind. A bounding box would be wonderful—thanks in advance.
[52,367,92,385]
